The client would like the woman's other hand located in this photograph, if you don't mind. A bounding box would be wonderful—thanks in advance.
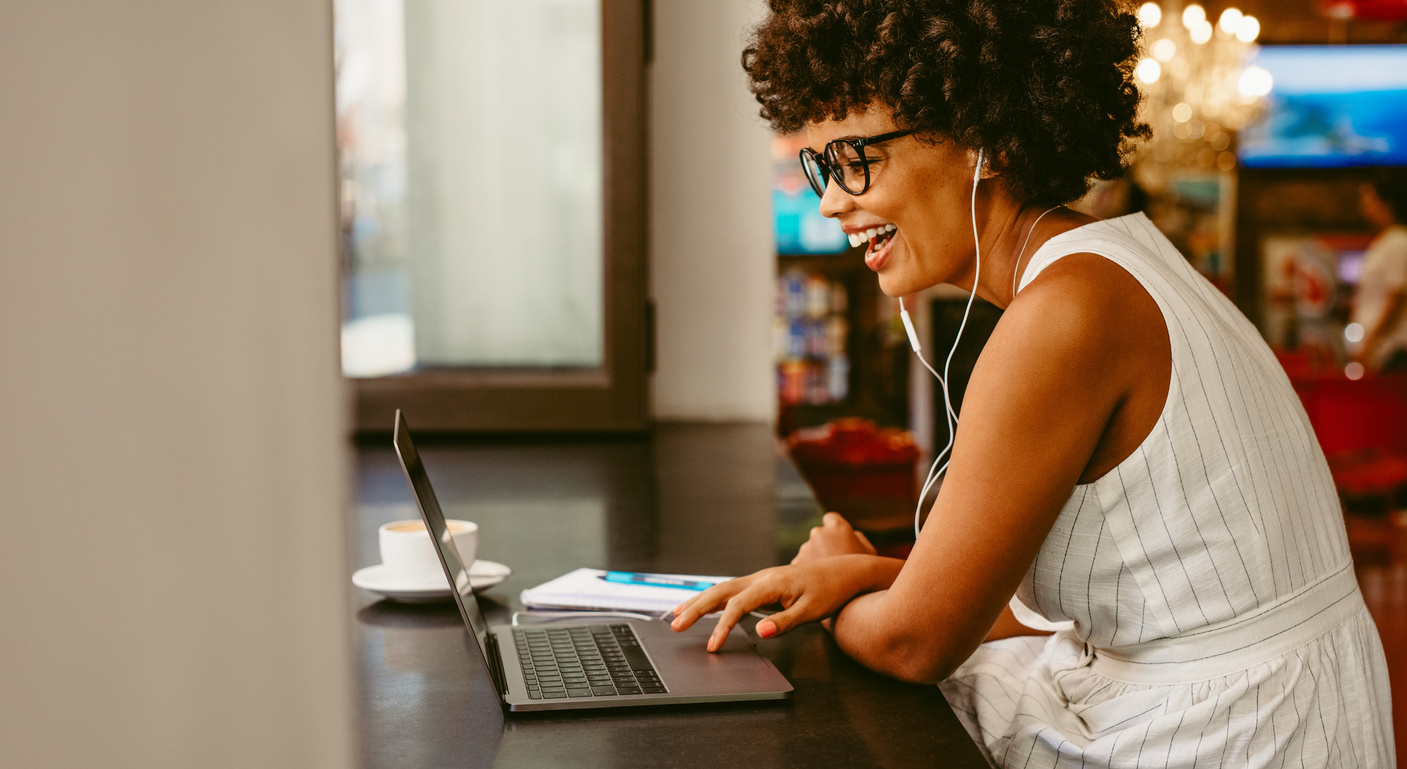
[792,512,877,564]
[670,554,888,652]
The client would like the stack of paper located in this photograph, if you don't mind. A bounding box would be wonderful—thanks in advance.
[520,568,733,613]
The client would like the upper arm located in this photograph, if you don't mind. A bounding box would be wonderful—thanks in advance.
[875,255,1164,678]
[1387,237,1407,289]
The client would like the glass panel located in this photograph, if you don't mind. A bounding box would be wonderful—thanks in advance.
[336,0,604,378]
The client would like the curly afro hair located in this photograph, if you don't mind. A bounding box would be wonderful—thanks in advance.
[743,0,1151,206]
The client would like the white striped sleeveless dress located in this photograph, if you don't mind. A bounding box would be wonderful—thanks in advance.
[938,213,1395,767]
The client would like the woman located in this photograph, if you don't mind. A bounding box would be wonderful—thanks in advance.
[670,1,1394,766]
[1353,173,1407,373]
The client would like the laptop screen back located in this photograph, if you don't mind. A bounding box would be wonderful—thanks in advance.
[392,411,497,674]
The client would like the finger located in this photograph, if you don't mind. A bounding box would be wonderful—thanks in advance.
[707,583,773,652]
[853,529,876,554]
[671,578,747,631]
[822,512,851,530]
[673,574,745,616]
[754,597,815,640]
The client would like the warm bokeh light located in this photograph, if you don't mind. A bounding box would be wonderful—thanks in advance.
[1238,66,1273,98]
[1153,38,1177,62]
[1236,15,1260,42]
[1345,362,1365,381]
[1172,102,1193,122]
[1138,2,1163,29]
[1136,58,1163,84]
[1190,19,1214,44]
[1218,7,1243,34]
[1345,322,1365,343]
[1182,3,1206,29]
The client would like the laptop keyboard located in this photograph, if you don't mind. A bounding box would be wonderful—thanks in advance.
[512,624,667,699]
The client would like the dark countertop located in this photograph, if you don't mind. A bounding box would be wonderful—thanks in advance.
[351,422,987,769]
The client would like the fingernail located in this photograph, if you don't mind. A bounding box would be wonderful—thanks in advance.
[757,620,776,638]
[707,635,718,652]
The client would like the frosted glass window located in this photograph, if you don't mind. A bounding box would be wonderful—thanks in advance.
[336,0,604,376]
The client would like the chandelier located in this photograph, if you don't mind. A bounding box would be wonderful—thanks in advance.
[1132,1,1273,175]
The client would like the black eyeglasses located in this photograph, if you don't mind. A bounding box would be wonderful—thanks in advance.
[799,129,913,197]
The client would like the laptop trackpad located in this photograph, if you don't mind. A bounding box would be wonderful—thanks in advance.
[635,620,789,695]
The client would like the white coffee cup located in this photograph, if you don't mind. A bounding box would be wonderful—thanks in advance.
[378,519,479,585]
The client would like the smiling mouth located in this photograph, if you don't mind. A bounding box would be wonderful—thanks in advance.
[851,224,898,271]
[849,224,896,251]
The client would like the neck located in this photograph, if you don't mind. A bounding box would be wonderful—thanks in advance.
[963,203,1079,309]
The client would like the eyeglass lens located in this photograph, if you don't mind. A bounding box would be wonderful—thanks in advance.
[799,150,828,197]
[824,140,868,195]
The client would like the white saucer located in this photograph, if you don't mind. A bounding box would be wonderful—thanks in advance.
[352,560,512,603]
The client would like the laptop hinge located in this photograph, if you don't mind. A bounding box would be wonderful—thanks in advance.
[484,632,508,699]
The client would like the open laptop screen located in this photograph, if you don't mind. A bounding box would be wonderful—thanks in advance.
[392,411,497,675]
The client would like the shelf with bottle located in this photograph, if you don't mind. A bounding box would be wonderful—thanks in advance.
[775,271,849,406]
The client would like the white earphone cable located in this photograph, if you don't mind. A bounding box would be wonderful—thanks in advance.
[908,160,1062,538]
[909,149,986,538]
[1011,205,1062,300]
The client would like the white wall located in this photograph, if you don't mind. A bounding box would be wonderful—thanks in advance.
[0,2,353,767]
[650,0,777,422]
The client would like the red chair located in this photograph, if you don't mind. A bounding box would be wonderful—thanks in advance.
[1291,374,1407,514]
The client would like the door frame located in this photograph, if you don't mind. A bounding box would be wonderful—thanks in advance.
[350,0,649,433]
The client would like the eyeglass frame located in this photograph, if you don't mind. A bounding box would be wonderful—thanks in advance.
[798,129,914,198]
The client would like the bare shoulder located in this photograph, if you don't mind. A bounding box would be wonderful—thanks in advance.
[979,252,1171,482]
[992,252,1167,371]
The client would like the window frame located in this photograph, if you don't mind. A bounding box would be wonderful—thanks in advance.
[349,0,649,433]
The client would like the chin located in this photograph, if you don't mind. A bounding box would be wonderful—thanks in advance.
[875,269,930,299]
[875,271,904,297]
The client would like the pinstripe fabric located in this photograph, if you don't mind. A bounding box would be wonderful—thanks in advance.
[938,214,1394,768]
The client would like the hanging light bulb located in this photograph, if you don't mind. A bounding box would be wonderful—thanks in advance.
[1138,2,1163,29]
[1236,15,1260,42]
[1182,3,1206,29]
[1131,0,1271,177]
[1191,19,1214,44]
[1136,58,1163,84]
[1218,8,1243,35]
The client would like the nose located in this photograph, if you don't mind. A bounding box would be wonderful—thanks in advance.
[817,178,854,219]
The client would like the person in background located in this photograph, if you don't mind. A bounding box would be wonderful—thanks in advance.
[1353,172,1407,373]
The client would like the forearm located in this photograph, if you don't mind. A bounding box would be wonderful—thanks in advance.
[852,555,905,590]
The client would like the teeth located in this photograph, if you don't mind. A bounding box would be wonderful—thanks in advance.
[849,225,897,250]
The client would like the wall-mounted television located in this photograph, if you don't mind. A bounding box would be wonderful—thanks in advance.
[1238,45,1407,169]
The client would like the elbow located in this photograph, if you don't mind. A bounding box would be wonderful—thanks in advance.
[868,624,963,685]
[885,654,959,686]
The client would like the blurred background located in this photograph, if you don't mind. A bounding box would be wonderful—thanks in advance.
[4,0,1406,765]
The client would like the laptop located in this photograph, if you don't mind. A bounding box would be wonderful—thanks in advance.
[392,410,794,712]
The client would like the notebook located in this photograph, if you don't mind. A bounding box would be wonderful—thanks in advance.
[521,568,732,614]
